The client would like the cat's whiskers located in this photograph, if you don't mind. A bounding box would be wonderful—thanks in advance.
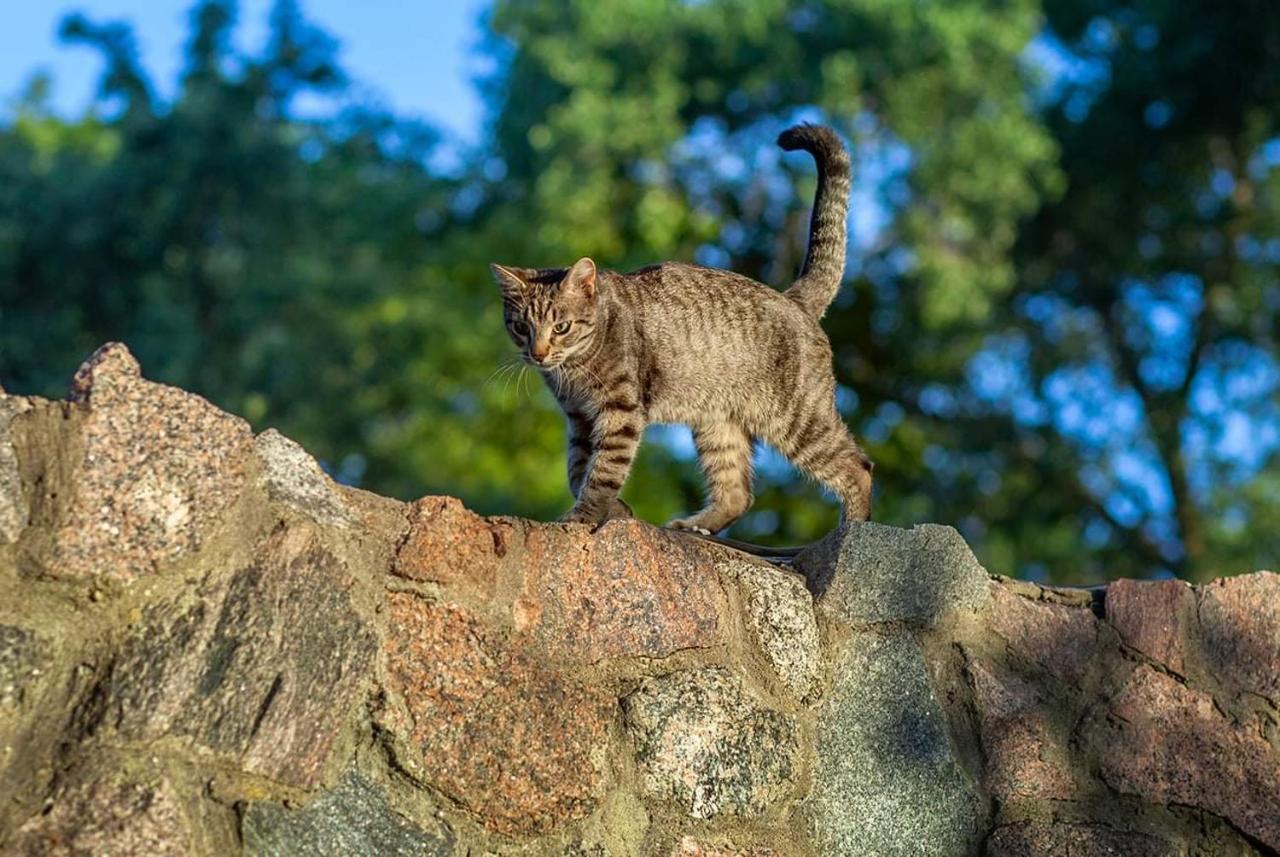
[516,365,534,402]
[482,360,523,391]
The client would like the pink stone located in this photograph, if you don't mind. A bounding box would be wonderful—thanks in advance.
[967,660,1077,802]
[383,593,610,836]
[8,775,194,856]
[517,519,723,663]
[393,496,514,596]
[47,343,253,582]
[1198,571,1280,701]
[988,586,1098,683]
[1106,578,1193,674]
[1101,665,1280,849]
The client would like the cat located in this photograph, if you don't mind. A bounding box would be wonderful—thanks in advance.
[491,123,872,532]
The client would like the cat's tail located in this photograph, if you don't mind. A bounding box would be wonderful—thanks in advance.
[777,123,851,319]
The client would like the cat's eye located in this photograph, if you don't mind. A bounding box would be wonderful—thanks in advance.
[553,321,572,335]
[508,320,529,336]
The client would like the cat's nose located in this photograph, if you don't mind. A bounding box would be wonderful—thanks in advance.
[531,345,550,362]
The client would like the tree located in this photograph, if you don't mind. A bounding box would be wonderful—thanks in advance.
[3,0,1277,582]
[480,0,1280,581]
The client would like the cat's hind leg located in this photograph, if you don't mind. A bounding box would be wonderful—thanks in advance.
[668,422,754,534]
[776,409,873,521]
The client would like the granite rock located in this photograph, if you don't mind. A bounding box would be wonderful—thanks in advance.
[623,668,797,819]
[383,593,611,836]
[1105,578,1193,674]
[47,343,254,582]
[242,769,454,856]
[731,559,820,701]
[988,586,1098,683]
[82,525,377,788]
[254,429,353,527]
[985,822,1181,857]
[0,625,49,709]
[967,659,1077,802]
[813,631,983,857]
[518,519,723,663]
[1198,571,1280,701]
[7,773,198,856]
[1101,665,1280,849]
[393,495,513,596]
[0,395,29,544]
[799,521,991,627]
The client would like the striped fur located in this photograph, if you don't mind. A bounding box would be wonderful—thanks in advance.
[492,124,871,531]
[778,123,852,319]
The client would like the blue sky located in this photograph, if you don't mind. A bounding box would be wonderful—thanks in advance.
[0,0,489,142]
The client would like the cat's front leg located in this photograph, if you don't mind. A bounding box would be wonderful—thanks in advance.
[565,408,593,498]
[562,399,644,525]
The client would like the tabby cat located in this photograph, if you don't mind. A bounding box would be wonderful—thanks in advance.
[491,123,872,532]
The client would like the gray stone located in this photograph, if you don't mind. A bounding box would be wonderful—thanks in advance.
[83,526,377,789]
[0,395,30,544]
[798,521,991,627]
[255,429,353,527]
[727,558,820,701]
[623,668,798,819]
[242,770,454,857]
[0,625,49,708]
[813,632,984,857]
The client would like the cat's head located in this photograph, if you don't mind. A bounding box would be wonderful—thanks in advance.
[490,257,600,369]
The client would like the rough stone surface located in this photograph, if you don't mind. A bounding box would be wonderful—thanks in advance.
[0,395,29,544]
[48,343,254,581]
[254,428,353,527]
[800,521,991,627]
[393,495,513,595]
[623,668,797,819]
[1101,665,1280,849]
[967,660,1077,802]
[518,520,722,663]
[813,632,983,857]
[730,559,820,701]
[1198,571,1280,701]
[1106,578,1193,674]
[984,822,1180,857]
[242,769,454,856]
[5,344,1280,857]
[0,625,49,709]
[383,592,611,836]
[988,586,1098,682]
[83,526,377,788]
[7,774,196,856]
[671,838,782,857]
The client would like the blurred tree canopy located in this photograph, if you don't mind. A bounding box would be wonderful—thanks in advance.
[1,0,1277,582]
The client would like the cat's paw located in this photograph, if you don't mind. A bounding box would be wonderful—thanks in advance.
[559,507,599,525]
[562,499,632,526]
[666,516,713,536]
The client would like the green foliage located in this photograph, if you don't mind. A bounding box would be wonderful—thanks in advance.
[1,0,1277,582]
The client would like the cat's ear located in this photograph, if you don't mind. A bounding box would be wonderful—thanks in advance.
[490,263,530,297]
[564,257,597,299]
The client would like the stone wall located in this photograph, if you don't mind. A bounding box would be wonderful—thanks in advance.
[1,343,1277,857]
